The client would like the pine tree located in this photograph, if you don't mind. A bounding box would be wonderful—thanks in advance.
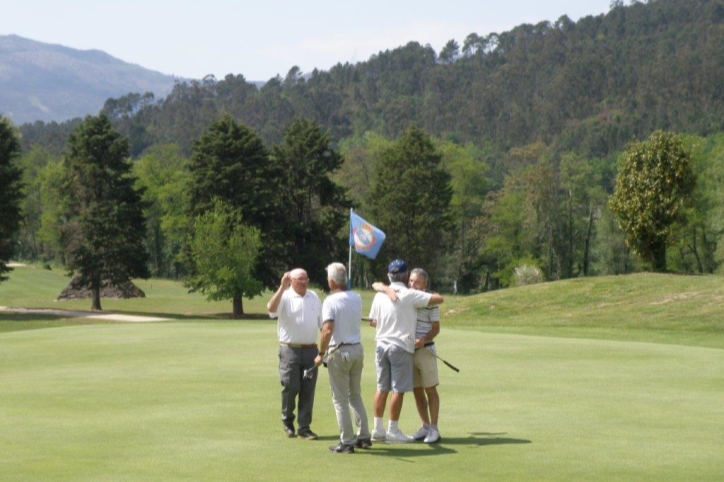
[187,115,284,289]
[367,126,454,281]
[60,115,149,310]
[0,117,24,283]
[271,117,351,287]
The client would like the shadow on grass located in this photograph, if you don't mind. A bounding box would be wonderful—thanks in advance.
[358,432,531,458]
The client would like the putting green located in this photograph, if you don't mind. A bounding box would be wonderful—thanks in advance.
[0,322,722,481]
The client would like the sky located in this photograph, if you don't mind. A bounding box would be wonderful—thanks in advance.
[2,0,613,82]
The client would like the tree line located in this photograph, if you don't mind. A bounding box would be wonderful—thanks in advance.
[4,108,723,308]
[4,0,724,312]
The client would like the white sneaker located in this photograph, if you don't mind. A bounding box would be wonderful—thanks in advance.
[412,426,429,441]
[385,429,414,444]
[371,429,387,442]
[423,427,440,444]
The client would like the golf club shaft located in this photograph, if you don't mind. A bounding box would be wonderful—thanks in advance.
[434,354,460,372]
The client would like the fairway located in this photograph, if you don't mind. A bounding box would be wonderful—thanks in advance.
[1,321,722,482]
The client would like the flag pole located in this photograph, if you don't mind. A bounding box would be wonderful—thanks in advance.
[348,208,353,289]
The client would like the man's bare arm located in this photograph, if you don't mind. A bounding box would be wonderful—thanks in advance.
[267,272,291,313]
[372,282,397,302]
[428,293,444,305]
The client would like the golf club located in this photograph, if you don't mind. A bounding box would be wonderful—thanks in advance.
[321,344,342,367]
[433,354,460,373]
[394,335,460,373]
[302,365,316,380]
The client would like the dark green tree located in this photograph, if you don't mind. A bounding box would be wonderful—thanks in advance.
[271,117,351,287]
[59,115,149,310]
[186,200,263,317]
[367,126,454,281]
[609,130,696,272]
[187,115,284,289]
[0,117,24,283]
[439,39,460,64]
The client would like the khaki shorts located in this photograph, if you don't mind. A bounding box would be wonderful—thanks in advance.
[413,345,439,388]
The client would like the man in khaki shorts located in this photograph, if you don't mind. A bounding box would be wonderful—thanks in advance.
[408,268,442,444]
[368,260,443,443]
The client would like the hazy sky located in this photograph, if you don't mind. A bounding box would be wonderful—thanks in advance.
[2,0,612,81]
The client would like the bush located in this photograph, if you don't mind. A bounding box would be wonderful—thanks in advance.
[513,265,544,286]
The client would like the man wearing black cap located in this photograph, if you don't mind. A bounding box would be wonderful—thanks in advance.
[368,259,444,443]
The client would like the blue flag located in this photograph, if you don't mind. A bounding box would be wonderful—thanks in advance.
[349,211,386,259]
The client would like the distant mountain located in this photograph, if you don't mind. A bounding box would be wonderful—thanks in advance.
[0,35,179,124]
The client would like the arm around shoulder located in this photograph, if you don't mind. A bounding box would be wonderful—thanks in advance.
[428,293,444,305]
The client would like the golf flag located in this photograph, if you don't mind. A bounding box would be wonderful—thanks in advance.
[349,211,386,260]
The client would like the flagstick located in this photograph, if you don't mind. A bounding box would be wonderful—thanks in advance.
[348,208,353,289]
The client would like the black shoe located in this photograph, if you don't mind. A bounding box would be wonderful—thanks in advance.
[297,429,318,440]
[283,425,295,438]
[355,437,372,449]
[329,443,355,454]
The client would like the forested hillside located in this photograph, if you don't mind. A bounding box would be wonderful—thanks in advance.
[21,0,724,159]
[0,35,177,125]
[10,0,724,295]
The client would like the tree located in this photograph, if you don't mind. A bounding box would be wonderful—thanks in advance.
[187,115,284,289]
[0,117,24,283]
[133,144,190,278]
[186,200,263,317]
[439,39,460,64]
[16,147,58,261]
[666,134,722,274]
[434,139,490,291]
[609,130,696,271]
[271,117,351,287]
[59,115,149,310]
[367,126,453,281]
[36,158,65,264]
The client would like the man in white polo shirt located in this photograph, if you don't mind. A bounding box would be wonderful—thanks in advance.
[368,259,444,443]
[314,262,371,454]
[267,268,322,440]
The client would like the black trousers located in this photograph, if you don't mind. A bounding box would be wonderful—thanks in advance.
[278,345,319,429]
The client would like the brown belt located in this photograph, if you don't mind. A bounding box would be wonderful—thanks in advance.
[280,342,317,348]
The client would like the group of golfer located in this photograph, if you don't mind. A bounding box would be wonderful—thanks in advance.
[267,259,444,454]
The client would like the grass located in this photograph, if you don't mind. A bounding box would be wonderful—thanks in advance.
[443,272,724,349]
[1,265,723,481]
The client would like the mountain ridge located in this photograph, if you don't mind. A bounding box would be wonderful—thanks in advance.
[0,34,180,124]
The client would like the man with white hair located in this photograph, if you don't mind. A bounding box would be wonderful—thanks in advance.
[368,259,444,443]
[314,262,371,454]
[267,268,322,440]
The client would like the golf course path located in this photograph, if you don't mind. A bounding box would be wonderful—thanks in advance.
[0,306,169,322]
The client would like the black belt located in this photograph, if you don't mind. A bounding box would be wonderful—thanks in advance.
[416,342,435,351]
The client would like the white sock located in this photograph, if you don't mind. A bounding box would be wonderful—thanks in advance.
[388,420,399,432]
[374,417,384,432]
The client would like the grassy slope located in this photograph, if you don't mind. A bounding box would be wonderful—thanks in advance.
[1,265,723,481]
[442,272,724,349]
[2,266,723,348]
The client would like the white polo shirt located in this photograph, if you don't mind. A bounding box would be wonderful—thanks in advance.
[322,290,363,346]
[369,282,432,353]
[270,288,322,344]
